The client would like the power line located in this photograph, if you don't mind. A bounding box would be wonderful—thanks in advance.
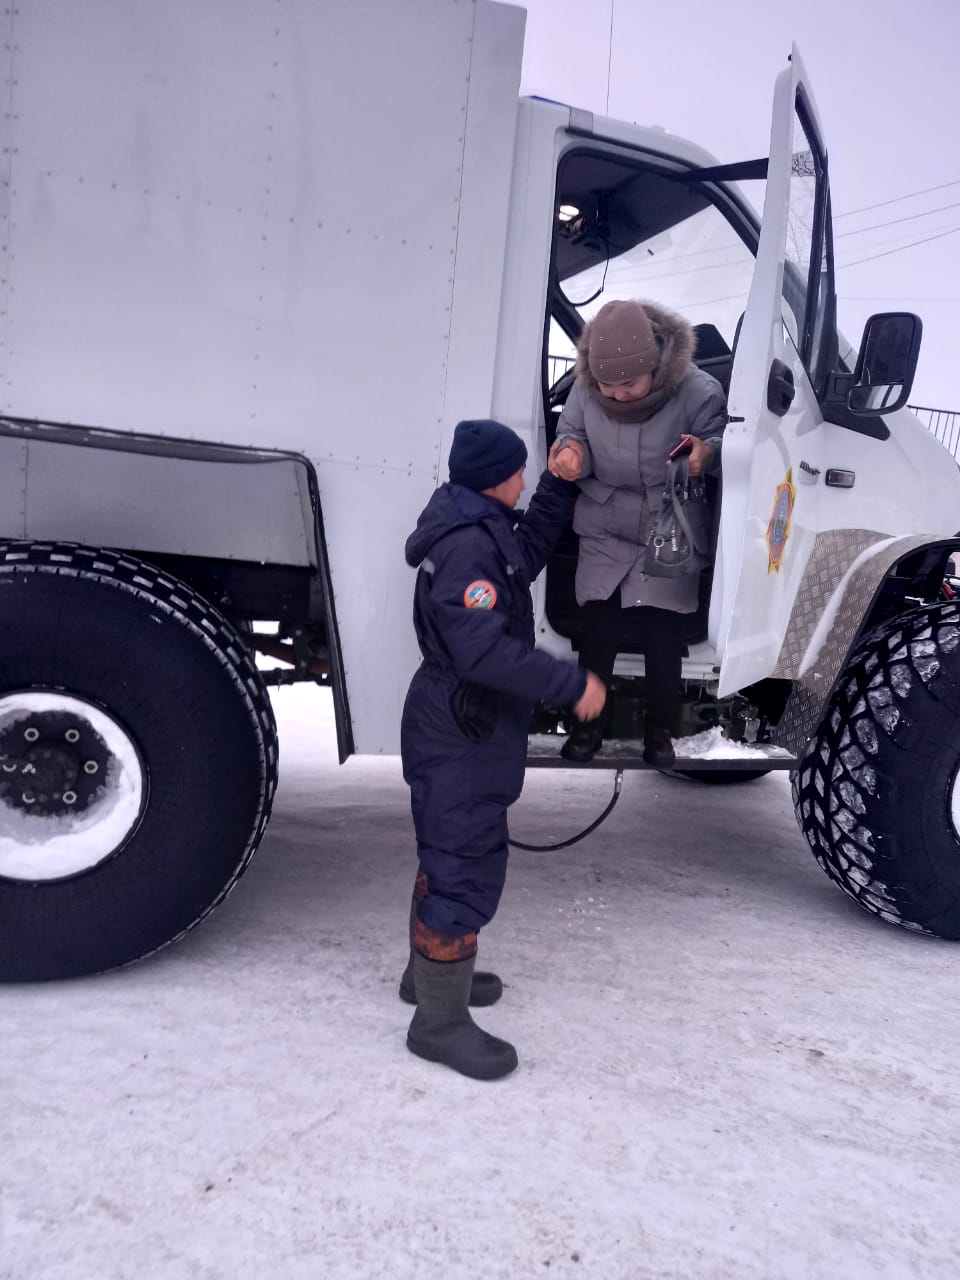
[842,295,960,302]
[835,199,960,239]
[839,221,960,266]
[837,218,960,260]
[840,223,960,268]
[835,178,960,218]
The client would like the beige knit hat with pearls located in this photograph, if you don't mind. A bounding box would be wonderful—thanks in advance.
[587,300,660,384]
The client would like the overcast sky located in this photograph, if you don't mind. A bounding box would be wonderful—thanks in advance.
[517,0,959,411]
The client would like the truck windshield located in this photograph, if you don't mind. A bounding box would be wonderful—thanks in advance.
[548,141,834,395]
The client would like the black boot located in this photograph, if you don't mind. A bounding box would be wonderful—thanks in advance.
[643,726,675,768]
[399,902,503,1006]
[407,951,518,1080]
[560,721,603,763]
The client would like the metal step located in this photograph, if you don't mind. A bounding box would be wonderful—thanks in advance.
[526,733,797,771]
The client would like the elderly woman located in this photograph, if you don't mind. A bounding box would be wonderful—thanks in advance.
[551,299,726,766]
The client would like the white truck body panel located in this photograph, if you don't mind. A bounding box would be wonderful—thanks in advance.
[2,0,525,752]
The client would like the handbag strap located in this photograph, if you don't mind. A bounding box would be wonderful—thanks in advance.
[663,456,699,552]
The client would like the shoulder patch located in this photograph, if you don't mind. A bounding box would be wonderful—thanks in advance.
[463,580,497,610]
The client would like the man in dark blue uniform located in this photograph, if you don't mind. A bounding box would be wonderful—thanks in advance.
[400,419,606,1080]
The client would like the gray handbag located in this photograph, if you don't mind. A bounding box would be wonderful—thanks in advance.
[642,456,712,579]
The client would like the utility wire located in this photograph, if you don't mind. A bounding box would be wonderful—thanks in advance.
[843,295,960,302]
[835,199,960,239]
[835,178,960,218]
[840,223,960,268]
[836,218,960,260]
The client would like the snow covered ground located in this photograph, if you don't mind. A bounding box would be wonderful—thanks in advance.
[3,685,960,1280]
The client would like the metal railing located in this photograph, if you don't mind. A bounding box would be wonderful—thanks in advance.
[908,405,960,457]
[547,355,576,385]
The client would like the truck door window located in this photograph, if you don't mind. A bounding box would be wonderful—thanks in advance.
[782,94,834,388]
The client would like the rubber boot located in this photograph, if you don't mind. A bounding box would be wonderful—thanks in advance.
[399,901,502,1007]
[406,951,518,1081]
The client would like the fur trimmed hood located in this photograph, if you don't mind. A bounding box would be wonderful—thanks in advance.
[574,300,696,423]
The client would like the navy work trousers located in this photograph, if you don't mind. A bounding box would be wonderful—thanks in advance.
[401,666,529,941]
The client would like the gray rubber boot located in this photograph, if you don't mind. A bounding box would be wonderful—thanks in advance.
[398,901,503,1007]
[406,951,518,1081]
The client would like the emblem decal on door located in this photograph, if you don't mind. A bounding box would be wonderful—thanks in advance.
[766,469,796,573]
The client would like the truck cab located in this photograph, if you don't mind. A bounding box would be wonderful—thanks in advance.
[494,58,953,764]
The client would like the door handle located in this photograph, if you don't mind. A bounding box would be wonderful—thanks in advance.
[767,359,795,416]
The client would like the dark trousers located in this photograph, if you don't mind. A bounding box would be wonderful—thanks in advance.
[401,667,529,950]
[578,592,686,733]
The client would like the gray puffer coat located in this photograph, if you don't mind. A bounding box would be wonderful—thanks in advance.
[555,301,727,613]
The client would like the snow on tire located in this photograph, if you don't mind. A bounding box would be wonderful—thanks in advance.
[793,602,960,939]
[0,541,278,980]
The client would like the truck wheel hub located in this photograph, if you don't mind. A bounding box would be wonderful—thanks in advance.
[0,691,145,881]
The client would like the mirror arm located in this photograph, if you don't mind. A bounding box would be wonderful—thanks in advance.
[823,370,854,406]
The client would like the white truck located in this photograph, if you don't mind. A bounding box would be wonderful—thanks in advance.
[1,0,957,981]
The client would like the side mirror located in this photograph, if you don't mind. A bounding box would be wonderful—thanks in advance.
[847,312,922,416]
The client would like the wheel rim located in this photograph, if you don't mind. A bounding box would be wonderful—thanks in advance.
[0,691,146,881]
[950,762,960,847]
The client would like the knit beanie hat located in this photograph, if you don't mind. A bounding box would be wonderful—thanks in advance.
[448,419,528,491]
[588,300,659,384]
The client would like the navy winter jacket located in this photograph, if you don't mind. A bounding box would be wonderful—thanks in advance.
[404,471,587,710]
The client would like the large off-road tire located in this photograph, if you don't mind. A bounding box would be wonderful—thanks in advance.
[793,602,960,938]
[0,542,278,980]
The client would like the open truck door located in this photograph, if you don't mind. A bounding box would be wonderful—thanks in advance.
[711,45,836,698]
